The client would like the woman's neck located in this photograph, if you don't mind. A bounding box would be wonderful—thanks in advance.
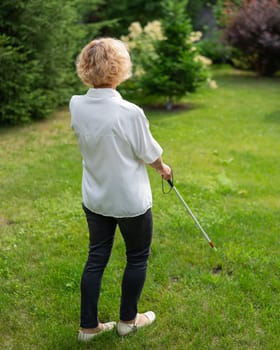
[94,85,116,89]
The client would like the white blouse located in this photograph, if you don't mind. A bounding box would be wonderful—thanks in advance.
[70,88,162,217]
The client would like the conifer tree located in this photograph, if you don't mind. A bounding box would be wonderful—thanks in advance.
[140,0,208,109]
[0,0,103,125]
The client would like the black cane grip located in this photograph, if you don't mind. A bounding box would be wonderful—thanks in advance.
[167,179,174,187]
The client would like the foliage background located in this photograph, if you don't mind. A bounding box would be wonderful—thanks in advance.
[0,0,84,124]
[0,0,219,125]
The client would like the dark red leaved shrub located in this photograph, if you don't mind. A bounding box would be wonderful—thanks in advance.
[224,0,280,76]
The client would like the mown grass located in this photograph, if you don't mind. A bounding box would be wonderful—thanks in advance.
[0,66,279,350]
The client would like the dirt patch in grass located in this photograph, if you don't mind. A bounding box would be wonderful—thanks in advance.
[0,217,15,226]
[144,102,197,113]
[212,264,233,276]
[212,264,223,274]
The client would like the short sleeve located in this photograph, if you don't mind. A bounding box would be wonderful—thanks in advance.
[127,109,163,164]
[69,96,77,130]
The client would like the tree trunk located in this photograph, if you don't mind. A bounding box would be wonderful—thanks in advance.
[166,97,173,111]
[256,57,277,77]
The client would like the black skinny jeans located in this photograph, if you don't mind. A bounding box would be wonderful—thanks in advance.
[80,205,153,328]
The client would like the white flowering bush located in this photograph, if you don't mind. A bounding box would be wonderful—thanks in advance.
[190,32,218,89]
[121,20,165,78]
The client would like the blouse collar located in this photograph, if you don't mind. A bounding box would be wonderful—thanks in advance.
[86,88,122,99]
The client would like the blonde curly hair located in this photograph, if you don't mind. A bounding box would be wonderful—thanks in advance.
[76,38,132,87]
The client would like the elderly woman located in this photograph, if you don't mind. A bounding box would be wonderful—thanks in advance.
[70,38,171,341]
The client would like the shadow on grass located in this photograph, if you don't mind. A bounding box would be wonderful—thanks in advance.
[0,123,25,135]
[144,102,197,113]
[143,102,206,122]
[0,108,67,134]
[264,110,280,123]
[213,66,280,85]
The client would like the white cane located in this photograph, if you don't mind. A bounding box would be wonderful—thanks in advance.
[167,179,217,251]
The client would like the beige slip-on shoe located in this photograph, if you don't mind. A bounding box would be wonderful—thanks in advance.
[78,321,116,342]
[117,311,156,337]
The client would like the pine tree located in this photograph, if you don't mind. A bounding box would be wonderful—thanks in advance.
[140,0,208,110]
[0,0,104,125]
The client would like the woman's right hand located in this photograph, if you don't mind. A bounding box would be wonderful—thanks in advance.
[149,157,172,181]
[158,163,172,180]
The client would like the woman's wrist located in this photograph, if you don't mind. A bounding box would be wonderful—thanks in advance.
[149,157,164,171]
[149,157,172,180]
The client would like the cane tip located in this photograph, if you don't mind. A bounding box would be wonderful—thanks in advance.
[209,242,217,251]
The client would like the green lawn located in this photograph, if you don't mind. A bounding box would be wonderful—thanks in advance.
[1,66,279,350]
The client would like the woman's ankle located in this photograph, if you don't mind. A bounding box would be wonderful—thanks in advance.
[80,324,102,333]
[120,319,136,324]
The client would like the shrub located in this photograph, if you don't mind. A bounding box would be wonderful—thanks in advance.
[197,30,233,63]
[0,0,85,125]
[0,35,40,124]
[95,0,164,37]
[223,0,280,76]
[214,0,243,27]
